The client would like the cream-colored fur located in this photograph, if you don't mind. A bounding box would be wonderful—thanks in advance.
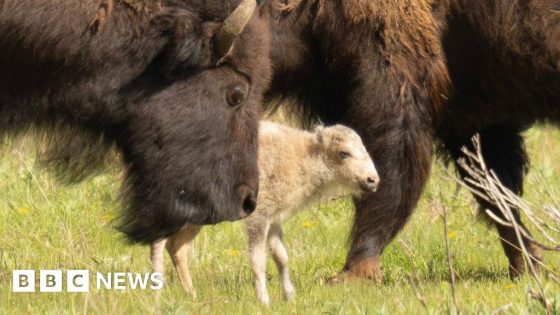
[151,121,379,304]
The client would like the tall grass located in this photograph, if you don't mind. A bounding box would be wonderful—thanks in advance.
[0,126,559,314]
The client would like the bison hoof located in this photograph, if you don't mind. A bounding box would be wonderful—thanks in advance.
[508,265,524,280]
[349,256,383,284]
[508,244,544,280]
[328,257,383,285]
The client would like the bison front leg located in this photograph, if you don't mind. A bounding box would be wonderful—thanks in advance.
[339,118,434,283]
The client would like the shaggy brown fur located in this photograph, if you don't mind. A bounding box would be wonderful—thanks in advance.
[0,0,271,243]
[262,0,559,281]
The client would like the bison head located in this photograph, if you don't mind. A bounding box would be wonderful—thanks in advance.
[117,0,271,243]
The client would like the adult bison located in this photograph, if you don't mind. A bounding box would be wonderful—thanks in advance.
[262,0,559,281]
[0,0,271,243]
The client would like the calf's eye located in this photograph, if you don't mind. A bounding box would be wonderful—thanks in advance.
[339,150,351,159]
[225,86,246,107]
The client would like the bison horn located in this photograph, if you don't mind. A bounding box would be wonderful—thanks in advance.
[214,0,257,56]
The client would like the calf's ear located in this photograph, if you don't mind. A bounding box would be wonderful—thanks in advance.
[314,125,325,145]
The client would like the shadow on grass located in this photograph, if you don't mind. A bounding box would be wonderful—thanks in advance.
[454,267,509,283]
[377,266,509,286]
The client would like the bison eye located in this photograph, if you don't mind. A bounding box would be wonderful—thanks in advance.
[225,86,246,107]
[338,150,351,159]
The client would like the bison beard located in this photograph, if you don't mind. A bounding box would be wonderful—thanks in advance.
[0,0,271,243]
[263,0,559,281]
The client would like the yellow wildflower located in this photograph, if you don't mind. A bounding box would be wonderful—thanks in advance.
[102,214,115,223]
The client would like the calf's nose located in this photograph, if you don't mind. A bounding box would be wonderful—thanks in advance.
[365,174,380,192]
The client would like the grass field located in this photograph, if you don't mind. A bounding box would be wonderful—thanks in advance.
[1,126,559,314]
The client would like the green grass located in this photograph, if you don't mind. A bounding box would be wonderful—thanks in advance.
[1,127,560,314]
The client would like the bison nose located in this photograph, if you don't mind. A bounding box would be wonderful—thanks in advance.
[364,175,380,192]
[238,184,257,216]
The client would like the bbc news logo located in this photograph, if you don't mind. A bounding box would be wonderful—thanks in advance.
[12,270,163,292]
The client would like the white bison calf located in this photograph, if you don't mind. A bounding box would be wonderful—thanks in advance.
[151,121,379,304]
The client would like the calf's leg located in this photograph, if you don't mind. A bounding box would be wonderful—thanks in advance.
[151,239,167,276]
[165,224,202,296]
[151,239,167,302]
[268,223,295,301]
[246,218,271,304]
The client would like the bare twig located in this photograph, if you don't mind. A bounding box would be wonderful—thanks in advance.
[407,273,428,311]
[455,138,560,250]
[440,189,459,311]
[528,288,552,311]
[399,239,428,312]
[441,134,560,314]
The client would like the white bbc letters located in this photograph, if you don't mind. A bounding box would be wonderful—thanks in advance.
[40,270,63,292]
[12,270,35,292]
[67,270,90,292]
[13,270,162,292]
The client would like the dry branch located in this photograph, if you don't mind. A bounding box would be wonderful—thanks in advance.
[453,135,560,253]
[443,134,560,314]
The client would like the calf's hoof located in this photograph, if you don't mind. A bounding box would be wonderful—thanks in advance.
[181,287,197,300]
[257,292,270,305]
[284,288,295,301]
[328,256,383,285]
